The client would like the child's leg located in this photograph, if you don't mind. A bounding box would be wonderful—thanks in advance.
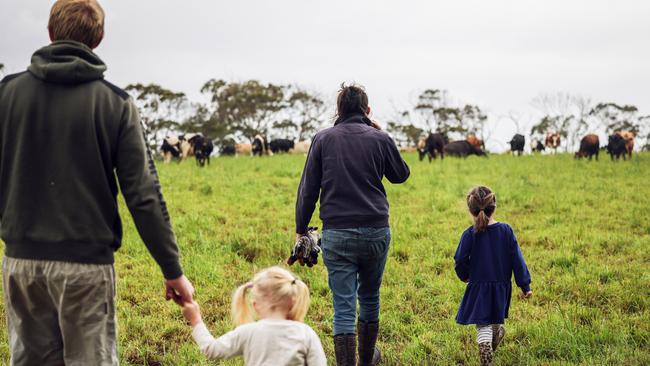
[491,324,505,351]
[476,325,493,366]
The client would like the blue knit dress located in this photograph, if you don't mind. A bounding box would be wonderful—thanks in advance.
[454,222,531,325]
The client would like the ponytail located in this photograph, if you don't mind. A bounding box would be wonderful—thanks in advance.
[231,281,254,325]
[466,186,497,233]
[288,279,311,322]
[475,210,490,233]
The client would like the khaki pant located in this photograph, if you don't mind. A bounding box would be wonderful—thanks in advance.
[2,257,118,366]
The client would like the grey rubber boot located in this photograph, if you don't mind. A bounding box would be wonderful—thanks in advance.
[334,334,357,366]
[357,321,381,365]
[491,324,505,351]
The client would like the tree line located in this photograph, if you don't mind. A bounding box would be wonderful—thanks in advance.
[1,61,648,151]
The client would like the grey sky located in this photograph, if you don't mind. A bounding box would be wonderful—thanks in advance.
[1,0,649,150]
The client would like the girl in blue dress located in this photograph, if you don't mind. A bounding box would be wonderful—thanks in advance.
[454,186,532,366]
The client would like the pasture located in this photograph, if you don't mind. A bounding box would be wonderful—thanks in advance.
[1,152,649,365]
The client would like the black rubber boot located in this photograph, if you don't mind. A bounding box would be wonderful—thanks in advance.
[334,334,357,366]
[357,321,381,365]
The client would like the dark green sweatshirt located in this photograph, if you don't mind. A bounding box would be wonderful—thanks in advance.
[0,41,182,279]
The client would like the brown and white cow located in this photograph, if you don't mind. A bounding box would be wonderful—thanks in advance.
[545,132,561,153]
[234,143,252,156]
[466,134,484,150]
[292,141,311,155]
[619,131,635,159]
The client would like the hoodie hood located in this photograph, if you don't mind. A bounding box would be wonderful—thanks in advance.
[28,41,106,84]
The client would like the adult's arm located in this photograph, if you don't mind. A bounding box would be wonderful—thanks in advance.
[454,230,472,282]
[115,100,182,280]
[383,135,410,184]
[295,136,322,235]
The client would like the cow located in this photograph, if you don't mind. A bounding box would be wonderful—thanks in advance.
[192,136,214,167]
[607,134,627,160]
[509,134,525,156]
[574,134,599,161]
[399,146,417,153]
[531,138,545,153]
[619,131,635,159]
[252,135,272,156]
[161,136,181,163]
[234,143,252,156]
[466,134,484,150]
[269,139,295,154]
[419,133,447,162]
[292,140,311,154]
[221,144,236,156]
[545,132,561,153]
[443,140,487,158]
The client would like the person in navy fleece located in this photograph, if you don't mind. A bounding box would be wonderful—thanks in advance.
[454,186,532,366]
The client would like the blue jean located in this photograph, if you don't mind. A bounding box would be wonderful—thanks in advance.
[321,227,391,335]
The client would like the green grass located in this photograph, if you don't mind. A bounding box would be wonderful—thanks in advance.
[1,153,649,365]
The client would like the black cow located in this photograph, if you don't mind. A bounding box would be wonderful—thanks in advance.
[221,144,236,156]
[191,136,214,167]
[607,134,627,160]
[270,139,295,153]
[443,140,487,158]
[252,135,270,156]
[574,134,599,161]
[419,133,447,162]
[509,134,525,156]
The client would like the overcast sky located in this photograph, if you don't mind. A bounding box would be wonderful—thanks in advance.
[1,0,649,150]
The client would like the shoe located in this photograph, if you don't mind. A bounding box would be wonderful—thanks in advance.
[334,334,357,366]
[357,321,381,365]
[478,342,493,366]
[492,324,505,351]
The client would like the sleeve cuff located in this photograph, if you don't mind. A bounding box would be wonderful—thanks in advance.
[161,261,183,280]
[521,284,531,293]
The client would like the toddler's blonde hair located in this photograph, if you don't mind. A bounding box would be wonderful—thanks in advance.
[231,266,310,325]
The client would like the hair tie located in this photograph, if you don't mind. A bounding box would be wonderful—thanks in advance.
[245,282,253,289]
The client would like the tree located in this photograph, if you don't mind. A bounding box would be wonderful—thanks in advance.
[125,83,188,149]
[200,79,286,142]
[386,120,424,147]
[0,63,4,77]
[284,87,327,141]
[589,102,640,134]
[530,92,593,151]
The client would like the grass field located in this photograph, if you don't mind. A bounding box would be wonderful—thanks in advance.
[1,152,649,365]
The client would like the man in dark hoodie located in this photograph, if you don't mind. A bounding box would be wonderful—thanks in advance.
[295,84,410,366]
[0,1,194,364]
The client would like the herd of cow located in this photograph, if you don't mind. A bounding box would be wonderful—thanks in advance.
[160,130,637,167]
[414,131,636,162]
[160,134,311,166]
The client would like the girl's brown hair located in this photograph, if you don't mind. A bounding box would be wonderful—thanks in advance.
[466,186,496,233]
[334,83,369,125]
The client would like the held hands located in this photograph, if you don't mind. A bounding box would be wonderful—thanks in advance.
[165,275,195,306]
[182,300,203,327]
[519,290,533,300]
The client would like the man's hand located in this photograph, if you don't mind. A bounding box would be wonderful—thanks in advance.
[182,300,202,327]
[370,120,382,130]
[519,290,533,300]
[165,275,195,306]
